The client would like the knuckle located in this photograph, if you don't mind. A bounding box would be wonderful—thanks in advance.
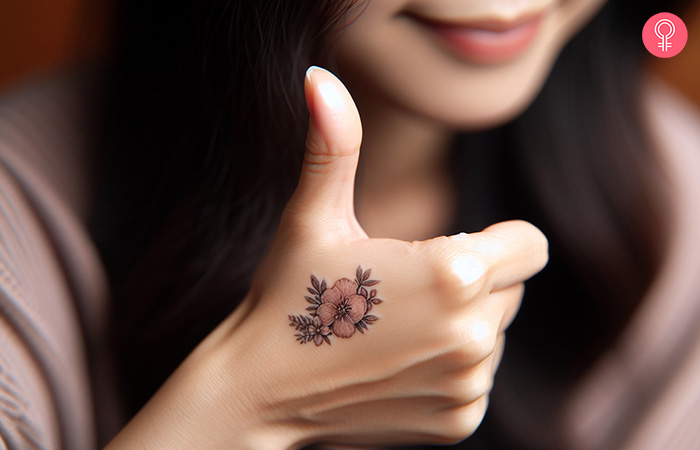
[447,317,498,365]
[492,333,506,372]
[451,255,490,296]
[304,126,329,160]
[471,337,497,365]
[444,368,493,405]
[437,396,490,443]
[430,252,490,303]
[429,258,462,299]
[466,367,494,400]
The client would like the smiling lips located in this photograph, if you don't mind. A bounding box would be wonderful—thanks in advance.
[411,12,545,64]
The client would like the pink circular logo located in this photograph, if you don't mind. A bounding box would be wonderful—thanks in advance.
[643,13,688,58]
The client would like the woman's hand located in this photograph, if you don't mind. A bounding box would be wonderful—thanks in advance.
[106,67,548,450]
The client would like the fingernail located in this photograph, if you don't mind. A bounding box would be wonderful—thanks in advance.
[306,66,346,114]
[318,83,346,115]
[305,66,320,118]
[306,65,321,84]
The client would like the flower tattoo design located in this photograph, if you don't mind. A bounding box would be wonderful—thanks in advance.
[289,266,383,345]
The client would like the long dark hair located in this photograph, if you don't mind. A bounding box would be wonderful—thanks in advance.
[91,0,690,448]
[93,0,361,417]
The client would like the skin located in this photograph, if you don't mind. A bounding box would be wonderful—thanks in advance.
[336,0,606,130]
[105,0,641,448]
[106,68,547,449]
[335,0,606,240]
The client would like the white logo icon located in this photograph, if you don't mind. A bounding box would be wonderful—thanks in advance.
[655,19,675,52]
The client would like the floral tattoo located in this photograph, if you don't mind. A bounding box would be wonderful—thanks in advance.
[289,266,383,345]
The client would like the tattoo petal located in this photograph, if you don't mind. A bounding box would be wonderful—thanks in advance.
[317,303,336,326]
[333,315,357,338]
[335,278,357,298]
[346,295,367,323]
[321,287,343,306]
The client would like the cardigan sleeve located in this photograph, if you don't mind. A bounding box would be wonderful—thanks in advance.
[0,74,116,449]
[562,75,700,450]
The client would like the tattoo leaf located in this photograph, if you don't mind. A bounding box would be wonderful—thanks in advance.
[355,320,368,333]
[305,296,320,305]
[311,274,320,292]
[289,314,313,332]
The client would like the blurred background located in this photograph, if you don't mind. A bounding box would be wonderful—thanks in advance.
[0,0,109,95]
[0,1,698,104]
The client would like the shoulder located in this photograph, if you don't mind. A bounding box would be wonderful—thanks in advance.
[641,73,700,201]
[0,73,113,448]
[0,72,109,339]
[0,72,98,220]
[641,73,700,291]
[619,74,700,450]
[562,74,700,450]
[641,74,700,284]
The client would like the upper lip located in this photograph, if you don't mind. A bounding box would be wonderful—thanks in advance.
[406,10,545,32]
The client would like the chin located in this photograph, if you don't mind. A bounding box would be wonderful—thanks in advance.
[434,95,541,132]
[410,69,551,132]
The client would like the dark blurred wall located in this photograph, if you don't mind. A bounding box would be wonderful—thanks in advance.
[651,4,700,107]
[0,0,108,95]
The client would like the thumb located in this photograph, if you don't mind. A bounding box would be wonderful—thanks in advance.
[288,66,363,232]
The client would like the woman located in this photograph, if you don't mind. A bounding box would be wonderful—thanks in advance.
[1,0,698,448]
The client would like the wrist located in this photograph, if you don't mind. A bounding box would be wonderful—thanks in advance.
[106,301,312,450]
[190,326,314,450]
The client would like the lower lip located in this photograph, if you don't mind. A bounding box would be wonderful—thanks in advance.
[417,16,543,64]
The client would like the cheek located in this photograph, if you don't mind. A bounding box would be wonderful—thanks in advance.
[334,0,607,130]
